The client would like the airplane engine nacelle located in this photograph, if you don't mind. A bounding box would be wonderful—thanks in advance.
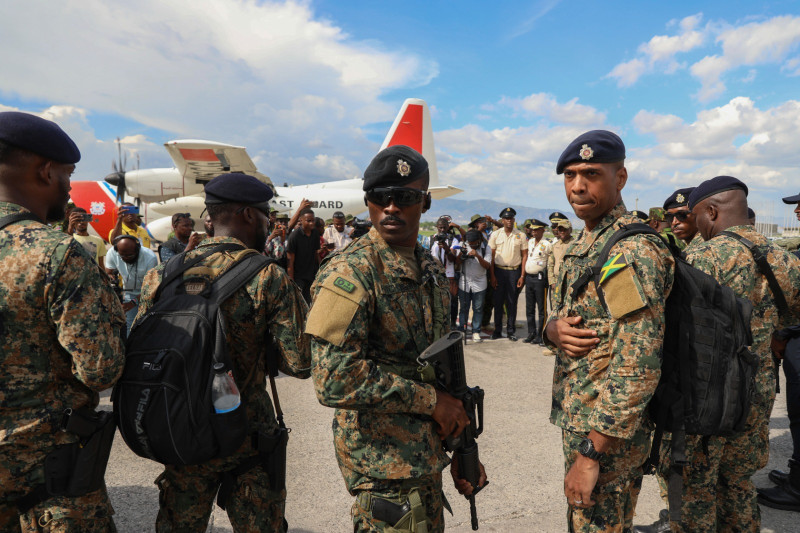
[124,168,205,203]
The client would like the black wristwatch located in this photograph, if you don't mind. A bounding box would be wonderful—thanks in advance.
[578,437,604,461]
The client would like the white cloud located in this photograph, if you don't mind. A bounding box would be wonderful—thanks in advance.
[499,93,606,126]
[689,15,800,101]
[608,13,706,86]
[0,0,438,182]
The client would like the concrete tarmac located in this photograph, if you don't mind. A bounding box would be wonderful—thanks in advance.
[103,296,796,532]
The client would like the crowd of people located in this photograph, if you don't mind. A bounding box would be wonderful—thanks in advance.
[2,111,800,533]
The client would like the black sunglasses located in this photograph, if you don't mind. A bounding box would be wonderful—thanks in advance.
[365,187,427,207]
[665,211,691,223]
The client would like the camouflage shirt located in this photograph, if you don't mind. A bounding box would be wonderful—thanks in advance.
[549,202,675,439]
[0,202,126,490]
[686,226,800,411]
[660,227,685,250]
[306,228,451,493]
[136,236,311,437]
[684,232,704,252]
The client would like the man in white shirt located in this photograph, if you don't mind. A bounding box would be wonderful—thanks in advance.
[523,219,551,345]
[456,229,492,342]
[105,234,158,334]
[322,210,353,253]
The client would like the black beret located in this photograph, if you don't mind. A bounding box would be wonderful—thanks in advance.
[782,192,800,204]
[465,229,482,242]
[747,207,756,219]
[204,173,274,212]
[363,145,429,191]
[663,187,695,210]
[630,210,648,220]
[0,111,80,163]
[556,130,625,174]
[687,176,748,210]
[499,207,516,219]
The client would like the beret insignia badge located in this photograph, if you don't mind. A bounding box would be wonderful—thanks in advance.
[397,159,411,177]
[676,193,685,203]
[579,144,594,160]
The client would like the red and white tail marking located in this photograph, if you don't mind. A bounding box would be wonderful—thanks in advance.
[380,98,439,186]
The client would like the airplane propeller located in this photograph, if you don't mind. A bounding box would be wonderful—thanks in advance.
[104,137,141,207]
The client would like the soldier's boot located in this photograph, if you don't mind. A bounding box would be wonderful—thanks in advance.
[758,459,800,512]
[632,509,670,533]
[767,458,797,487]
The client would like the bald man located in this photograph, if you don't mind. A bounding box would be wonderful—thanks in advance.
[666,177,800,532]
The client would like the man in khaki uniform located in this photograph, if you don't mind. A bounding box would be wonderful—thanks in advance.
[547,218,574,295]
[488,207,527,341]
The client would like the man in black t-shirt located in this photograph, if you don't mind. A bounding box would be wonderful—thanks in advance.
[286,208,320,302]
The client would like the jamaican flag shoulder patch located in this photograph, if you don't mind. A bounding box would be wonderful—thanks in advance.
[599,252,628,284]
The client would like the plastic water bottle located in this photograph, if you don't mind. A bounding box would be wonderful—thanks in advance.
[211,363,241,413]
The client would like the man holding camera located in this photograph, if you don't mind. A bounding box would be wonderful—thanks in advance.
[158,212,202,262]
[456,229,492,342]
[108,201,151,248]
[67,206,107,269]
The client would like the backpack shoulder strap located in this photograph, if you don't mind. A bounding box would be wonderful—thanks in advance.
[0,212,42,232]
[569,223,663,300]
[720,230,790,318]
[209,253,276,306]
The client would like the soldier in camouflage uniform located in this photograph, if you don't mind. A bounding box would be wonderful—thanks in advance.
[661,177,800,533]
[0,112,126,532]
[647,207,684,250]
[307,145,486,533]
[135,173,311,533]
[544,130,675,532]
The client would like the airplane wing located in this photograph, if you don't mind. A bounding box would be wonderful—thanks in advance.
[428,185,463,200]
[163,140,274,190]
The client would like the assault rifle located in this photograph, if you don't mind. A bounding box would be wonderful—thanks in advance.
[419,331,486,530]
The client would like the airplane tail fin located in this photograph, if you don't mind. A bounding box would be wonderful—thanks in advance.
[380,98,439,186]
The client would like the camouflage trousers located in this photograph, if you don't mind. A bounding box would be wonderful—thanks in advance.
[351,473,447,533]
[562,428,650,533]
[667,402,772,533]
[155,461,286,533]
[0,487,115,533]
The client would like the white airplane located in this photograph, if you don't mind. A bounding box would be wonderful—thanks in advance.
[69,98,462,243]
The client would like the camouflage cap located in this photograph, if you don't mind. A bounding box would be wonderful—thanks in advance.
[648,207,665,222]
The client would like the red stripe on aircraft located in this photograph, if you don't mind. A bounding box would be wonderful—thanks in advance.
[387,104,423,153]
[178,148,219,162]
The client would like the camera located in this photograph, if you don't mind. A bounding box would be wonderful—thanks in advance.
[80,213,94,222]
[351,219,372,239]
[434,233,449,243]
[121,206,139,215]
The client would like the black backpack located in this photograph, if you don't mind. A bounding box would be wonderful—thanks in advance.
[569,223,757,522]
[113,244,273,465]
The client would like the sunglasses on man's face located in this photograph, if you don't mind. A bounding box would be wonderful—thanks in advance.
[365,187,426,207]
[666,211,691,223]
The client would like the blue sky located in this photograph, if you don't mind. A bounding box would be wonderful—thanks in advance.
[1,0,799,218]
